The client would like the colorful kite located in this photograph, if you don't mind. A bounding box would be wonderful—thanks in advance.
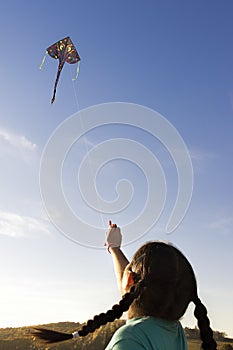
[40,37,81,104]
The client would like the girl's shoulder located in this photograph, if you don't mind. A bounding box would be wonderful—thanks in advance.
[126,317,180,330]
[105,318,187,350]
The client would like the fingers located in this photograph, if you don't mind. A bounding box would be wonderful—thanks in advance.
[108,220,117,228]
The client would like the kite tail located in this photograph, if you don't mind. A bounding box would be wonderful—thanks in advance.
[39,51,48,70]
[51,62,64,104]
[72,61,81,81]
[51,93,56,104]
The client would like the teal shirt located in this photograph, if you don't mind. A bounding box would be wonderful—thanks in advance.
[105,317,188,350]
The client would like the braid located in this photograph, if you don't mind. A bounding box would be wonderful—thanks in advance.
[78,281,144,337]
[32,281,144,343]
[193,298,217,350]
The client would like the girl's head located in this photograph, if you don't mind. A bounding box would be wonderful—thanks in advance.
[123,241,197,320]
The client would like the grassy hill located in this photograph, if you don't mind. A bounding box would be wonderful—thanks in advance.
[0,321,232,350]
[0,320,125,350]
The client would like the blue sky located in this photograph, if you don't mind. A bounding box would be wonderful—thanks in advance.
[0,0,233,338]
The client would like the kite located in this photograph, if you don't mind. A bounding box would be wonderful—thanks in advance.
[40,37,81,104]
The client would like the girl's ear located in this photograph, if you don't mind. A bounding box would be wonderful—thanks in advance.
[127,272,135,288]
[122,270,135,293]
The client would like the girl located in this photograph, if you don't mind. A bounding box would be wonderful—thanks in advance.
[33,222,217,349]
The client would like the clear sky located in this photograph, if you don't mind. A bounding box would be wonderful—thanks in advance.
[0,0,233,338]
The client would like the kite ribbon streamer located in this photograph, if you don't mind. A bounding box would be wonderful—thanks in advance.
[72,61,81,81]
[39,51,48,70]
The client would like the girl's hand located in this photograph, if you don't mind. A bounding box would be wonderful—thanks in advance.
[105,220,122,252]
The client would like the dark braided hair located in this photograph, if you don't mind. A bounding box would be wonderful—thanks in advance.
[32,242,217,349]
[193,297,217,350]
[78,281,145,336]
[32,279,146,343]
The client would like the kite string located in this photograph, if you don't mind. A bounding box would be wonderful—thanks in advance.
[69,67,106,230]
